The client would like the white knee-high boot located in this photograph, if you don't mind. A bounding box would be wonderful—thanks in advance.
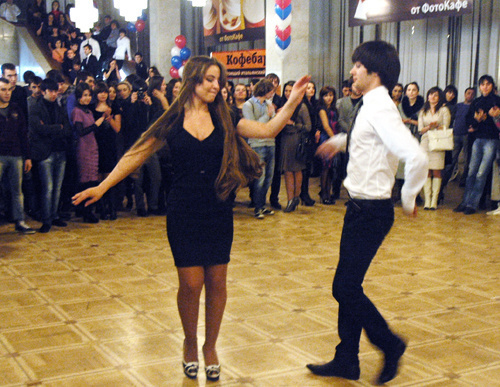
[431,177,442,209]
[424,177,432,209]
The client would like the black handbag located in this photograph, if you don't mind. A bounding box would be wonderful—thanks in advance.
[296,131,314,162]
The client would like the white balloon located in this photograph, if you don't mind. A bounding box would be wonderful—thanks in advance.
[178,66,184,78]
[275,14,292,31]
[275,43,290,60]
[171,46,181,58]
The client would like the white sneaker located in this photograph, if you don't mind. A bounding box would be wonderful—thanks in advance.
[15,221,36,234]
[486,206,500,215]
[254,209,265,219]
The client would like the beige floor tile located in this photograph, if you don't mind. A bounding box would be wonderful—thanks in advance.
[0,305,63,330]
[0,357,30,385]
[59,298,135,320]
[0,291,46,310]
[77,315,165,342]
[0,277,29,293]
[408,339,500,373]
[120,289,178,312]
[1,323,88,352]
[102,333,180,364]
[20,344,115,379]
[24,271,89,288]
[39,283,110,303]
[41,370,141,387]
[221,342,309,378]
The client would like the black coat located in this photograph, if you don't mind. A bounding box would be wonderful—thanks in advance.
[28,97,72,161]
[81,54,100,78]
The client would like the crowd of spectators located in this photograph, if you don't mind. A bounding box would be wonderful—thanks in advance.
[1,3,499,233]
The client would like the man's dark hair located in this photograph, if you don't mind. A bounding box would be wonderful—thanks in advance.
[76,71,91,84]
[84,44,92,52]
[351,40,400,91]
[23,70,35,84]
[40,78,59,92]
[46,69,64,83]
[135,52,143,57]
[253,79,275,97]
[464,87,475,94]
[1,63,16,75]
[29,76,43,86]
[478,74,495,88]
[119,28,127,35]
[266,73,280,85]
[342,79,351,89]
[0,77,9,85]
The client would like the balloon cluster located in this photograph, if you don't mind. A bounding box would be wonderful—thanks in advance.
[275,0,292,57]
[170,35,191,79]
[126,10,148,33]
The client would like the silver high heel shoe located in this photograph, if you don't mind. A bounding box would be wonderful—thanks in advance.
[183,360,199,379]
[205,364,221,381]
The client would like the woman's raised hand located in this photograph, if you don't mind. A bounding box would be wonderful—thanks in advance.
[288,75,311,106]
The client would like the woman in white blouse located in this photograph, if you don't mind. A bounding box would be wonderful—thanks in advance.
[113,28,131,69]
[418,87,451,209]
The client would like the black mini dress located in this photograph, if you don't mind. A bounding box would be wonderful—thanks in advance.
[166,116,234,267]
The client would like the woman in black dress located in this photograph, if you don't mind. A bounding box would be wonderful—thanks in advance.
[72,56,309,382]
[92,81,121,219]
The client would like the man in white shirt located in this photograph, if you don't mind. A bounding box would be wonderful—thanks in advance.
[0,0,21,23]
[79,31,101,62]
[308,41,428,385]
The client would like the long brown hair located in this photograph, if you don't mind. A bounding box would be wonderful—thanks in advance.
[128,56,262,200]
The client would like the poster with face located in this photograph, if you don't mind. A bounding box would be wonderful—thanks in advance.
[349,0,473,26]
[203,0,266,47]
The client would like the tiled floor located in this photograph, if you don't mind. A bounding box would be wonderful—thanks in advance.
[0,178,499,386]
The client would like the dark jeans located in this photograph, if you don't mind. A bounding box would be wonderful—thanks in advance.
[332,198,399,362]
[37,151,66,224]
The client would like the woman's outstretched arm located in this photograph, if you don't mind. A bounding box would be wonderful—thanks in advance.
[236,75,310,139]
[72,137,160,206]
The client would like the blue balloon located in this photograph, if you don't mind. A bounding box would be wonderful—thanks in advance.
[127,22,136,32]
[275,35,291,50]
[171,55,183,69]
[180,47,191,61]
[275,4,292,20]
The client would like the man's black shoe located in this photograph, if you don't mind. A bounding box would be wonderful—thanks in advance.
[376,337,407,385]
[52,218,67,227]
[39,223,52,233]
[137,208,148,217]
[270,201,282,210]
[306,359,360,380]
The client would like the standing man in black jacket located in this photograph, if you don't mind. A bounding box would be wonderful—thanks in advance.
[0,77,35,233]
[28,78,72,232]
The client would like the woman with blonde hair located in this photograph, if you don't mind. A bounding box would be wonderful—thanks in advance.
[73,56,309,381]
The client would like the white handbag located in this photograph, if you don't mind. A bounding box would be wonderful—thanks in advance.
[428,128,454,151]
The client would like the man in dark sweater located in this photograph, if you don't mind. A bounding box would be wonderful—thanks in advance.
[1,63,28,119]
[28,78,72,232]
[454,75,500,214]
[0,77,35,233]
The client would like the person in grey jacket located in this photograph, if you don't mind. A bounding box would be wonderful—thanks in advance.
[242,79,276,219]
